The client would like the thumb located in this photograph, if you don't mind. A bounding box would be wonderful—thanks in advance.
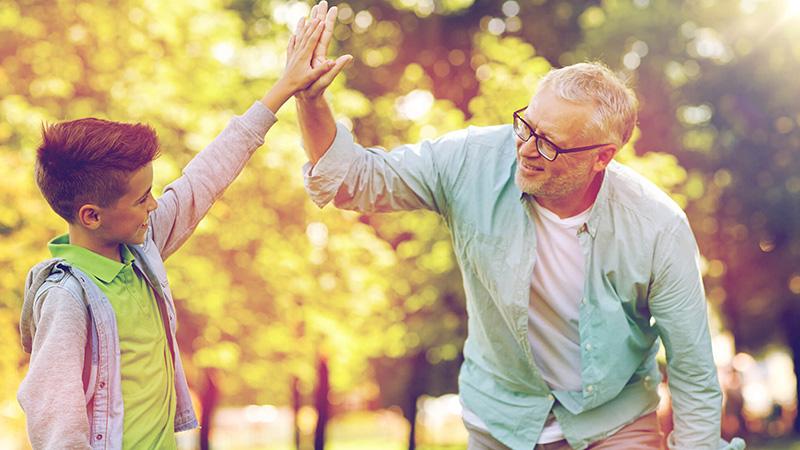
[307,55,352,97]
[306,59,336,83]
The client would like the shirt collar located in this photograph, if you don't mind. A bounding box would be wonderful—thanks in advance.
[48,234,135,283]
[585,163,612,238]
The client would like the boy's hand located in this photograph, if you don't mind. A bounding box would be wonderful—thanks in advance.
[296,1,353,102]
[281,17,332,93]
[260,16,332,112]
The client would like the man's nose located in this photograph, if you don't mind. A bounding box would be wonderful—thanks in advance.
[517,137,540,158]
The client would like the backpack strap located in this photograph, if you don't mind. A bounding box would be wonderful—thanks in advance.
[34,262,98,404]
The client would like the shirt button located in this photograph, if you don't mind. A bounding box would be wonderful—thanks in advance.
[547,394,554,401]
[580,298,586,305]
[96,434,103,440]
[98,381,106,389]
[586,385,594,393]
[585,343,592,351]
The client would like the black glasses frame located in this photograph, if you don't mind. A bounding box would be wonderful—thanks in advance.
[513,107,610,161]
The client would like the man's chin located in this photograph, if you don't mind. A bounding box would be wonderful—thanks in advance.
[514,171,544,196]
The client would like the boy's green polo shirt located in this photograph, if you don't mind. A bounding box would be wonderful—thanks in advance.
[49,235,177,450]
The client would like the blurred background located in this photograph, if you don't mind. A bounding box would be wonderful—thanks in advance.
[1,0,799,448]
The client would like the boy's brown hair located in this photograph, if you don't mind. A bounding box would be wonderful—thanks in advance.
[35,118,160,222]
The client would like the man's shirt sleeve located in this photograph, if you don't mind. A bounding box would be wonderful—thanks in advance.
[649,216,744,450]
[303,122,467,216]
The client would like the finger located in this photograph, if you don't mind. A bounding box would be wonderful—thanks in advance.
[295,17,306,37]
[314,6,338,65]
[298,18,322,51]
[287,34,297,56]
[304,59,336,86]
[315,1,328,21]
[308,55,352,96]
[303,19,326,55]
[309,4,318,22]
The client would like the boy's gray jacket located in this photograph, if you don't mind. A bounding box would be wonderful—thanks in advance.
[18,101,277,449]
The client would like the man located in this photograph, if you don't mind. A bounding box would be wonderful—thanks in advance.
[296,4,745,449]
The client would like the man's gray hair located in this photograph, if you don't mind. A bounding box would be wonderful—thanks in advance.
[538,62,638,148]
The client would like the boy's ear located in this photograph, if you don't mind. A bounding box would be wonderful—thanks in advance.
[77,204,102,230]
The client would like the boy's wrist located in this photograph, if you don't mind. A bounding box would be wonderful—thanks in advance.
[260,78,294,113]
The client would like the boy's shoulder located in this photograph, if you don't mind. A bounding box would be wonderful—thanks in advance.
[21,258,88,353]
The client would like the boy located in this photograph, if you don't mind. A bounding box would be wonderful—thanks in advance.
[18,12,345,449]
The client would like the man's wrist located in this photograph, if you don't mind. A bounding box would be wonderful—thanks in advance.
[296,92,327,109]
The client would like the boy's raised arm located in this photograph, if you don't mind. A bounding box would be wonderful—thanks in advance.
[149,15,336,258]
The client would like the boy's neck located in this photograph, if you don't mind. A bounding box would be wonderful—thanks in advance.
[68,225,123,262]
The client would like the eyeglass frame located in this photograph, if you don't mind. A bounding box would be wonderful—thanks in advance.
[513,107,611,161]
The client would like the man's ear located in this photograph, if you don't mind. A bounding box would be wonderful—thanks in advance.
[77,204,102,230]
[593,145,617,172]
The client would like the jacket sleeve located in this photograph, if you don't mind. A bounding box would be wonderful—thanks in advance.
[18,286,92,450]
[649,216,745,450]
[302,123,469,216]
[149,101,277,259]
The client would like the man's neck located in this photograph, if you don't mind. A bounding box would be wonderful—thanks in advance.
[534,171,604,219]
[67,226,122,262]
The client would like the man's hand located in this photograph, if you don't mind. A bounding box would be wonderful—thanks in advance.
[293,1,353,163]
[296,1,353,101]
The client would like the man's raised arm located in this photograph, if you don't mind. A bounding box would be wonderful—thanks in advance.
[294,1,352,164]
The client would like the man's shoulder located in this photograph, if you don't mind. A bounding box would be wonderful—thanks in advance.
[464,124,513,146]
[429,124,510,149]
[604,161,687,226]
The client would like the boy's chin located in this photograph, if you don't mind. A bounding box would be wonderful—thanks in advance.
[125,229,148,245]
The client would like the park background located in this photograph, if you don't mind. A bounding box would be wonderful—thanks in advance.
[1,0,800,448]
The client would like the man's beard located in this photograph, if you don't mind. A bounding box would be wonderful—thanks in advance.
[514,158,595,199]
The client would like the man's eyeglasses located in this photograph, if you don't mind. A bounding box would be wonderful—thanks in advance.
[513,107,610,161]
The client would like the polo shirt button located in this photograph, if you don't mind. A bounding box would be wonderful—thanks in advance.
[96,434,103,440]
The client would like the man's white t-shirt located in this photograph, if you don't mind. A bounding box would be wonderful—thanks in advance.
[462,200,590,444]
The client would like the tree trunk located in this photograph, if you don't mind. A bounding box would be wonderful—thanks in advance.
[292,376,302,450]
[314,356,330,450]
[783,305,800,433]
[199,368,219,450]
[405,352,428,450]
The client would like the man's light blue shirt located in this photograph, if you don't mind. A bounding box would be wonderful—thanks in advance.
[303,123,744,450]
